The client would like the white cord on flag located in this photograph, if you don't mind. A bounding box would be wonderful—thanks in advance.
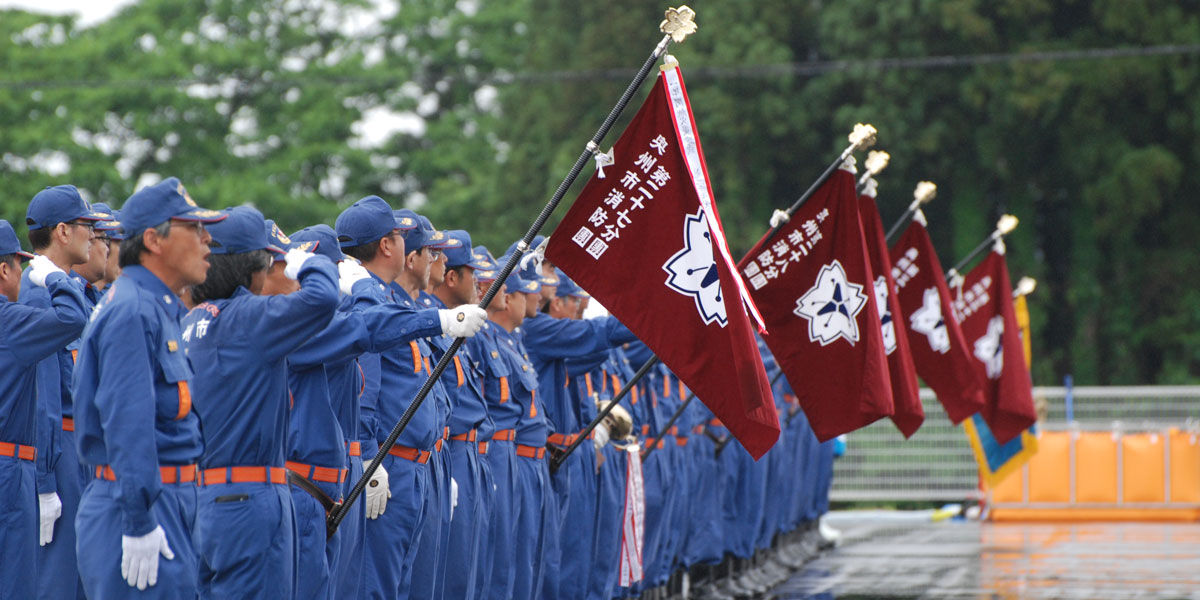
[593,147,615,178]
[769,209,790,228]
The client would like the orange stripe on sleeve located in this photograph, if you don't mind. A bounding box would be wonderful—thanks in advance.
[499,376,509,404]
[409,341,422,373]
[176,381,192,420]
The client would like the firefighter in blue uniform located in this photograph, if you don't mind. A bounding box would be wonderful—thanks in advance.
[179,205,338,599]
[20,185,107,600]
[520,267,637,599]
[73,178,227,597]
[425,230,494,600]
[0,220,89,600]
[338,198,485,600]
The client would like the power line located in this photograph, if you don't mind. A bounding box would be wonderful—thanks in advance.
[2,43,1197,91]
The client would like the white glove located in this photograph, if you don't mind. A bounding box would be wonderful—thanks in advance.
[38,492,62,546]
[283,248,316,280]
[28,255,64,288]
[592,423,611,450]
[439,306,487,338]
[365,464,390,520]
[449,477,459,521]
[338,259,372,295]
[121,525,174,590]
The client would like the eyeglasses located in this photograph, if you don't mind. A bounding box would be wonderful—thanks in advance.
[171,220,206,235]
[65,220,96,233]
[426,248,443,260]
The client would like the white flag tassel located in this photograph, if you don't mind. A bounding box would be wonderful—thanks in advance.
[861,176,879,198]
[618,443,645,587]
[593,148,615,179]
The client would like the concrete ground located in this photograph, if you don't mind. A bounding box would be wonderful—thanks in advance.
[769,510,1200,600]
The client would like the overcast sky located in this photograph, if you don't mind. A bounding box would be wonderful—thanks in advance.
[0,0,135,27]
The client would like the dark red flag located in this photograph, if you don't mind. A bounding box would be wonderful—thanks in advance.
[889,213,986,423]
[858,184,924,437]
[545,65,779,459]
[952,245,1037,444]
[737,165,894,442]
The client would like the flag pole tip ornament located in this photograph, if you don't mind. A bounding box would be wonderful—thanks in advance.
[864,151,890,176]
[660,6,698,43]
[996,214,1019,236]
[1014,276,1037,298]
[914,181,937,205]
[848,123,877,151]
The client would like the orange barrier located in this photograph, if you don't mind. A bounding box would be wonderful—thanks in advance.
[987,428,1200,522]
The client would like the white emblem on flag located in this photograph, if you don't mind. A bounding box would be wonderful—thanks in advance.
[793,260,868,346]
[573,226,594,248]
[974,316,1004,379]
[910,287,950,354]
[874,276,896,355]
[662,209,728,327]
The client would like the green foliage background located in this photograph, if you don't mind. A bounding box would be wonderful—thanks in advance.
[3,0,1198,385]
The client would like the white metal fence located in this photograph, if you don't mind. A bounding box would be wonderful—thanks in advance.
[830,386,1200,502]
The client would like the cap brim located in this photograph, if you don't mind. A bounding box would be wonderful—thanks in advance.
[174,207,228,223]
[266,244,286,255]
[15,250,34,261]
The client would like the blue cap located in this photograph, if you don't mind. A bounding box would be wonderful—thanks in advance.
[336,196,401,248]
[420,216,459,250]
[498,255,540,295]
[553,268,588,298]
[0,220,33,260]
[291,225,344,263]
[208,206,284,255]
[26,185,108,230]
[473,246,497,266]
[264,219,318,262]
[121,177,226,236]
[90,203,124,239]
[393,209,428,251]
[443,231,489,269]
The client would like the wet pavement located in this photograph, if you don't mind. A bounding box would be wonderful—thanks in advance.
[769,510,1200,600]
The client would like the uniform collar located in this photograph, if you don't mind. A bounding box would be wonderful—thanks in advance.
[122,265,185,319]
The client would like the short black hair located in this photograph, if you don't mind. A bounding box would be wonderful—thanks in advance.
[27,227,51,252]
[190,250,271,304]
[446,265,472,282]
[119,222,172,268]
[341,239,381,263]
[0,254,18,269]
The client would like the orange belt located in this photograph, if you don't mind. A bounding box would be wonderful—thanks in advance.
[547,433,577,447]
[346,441,362,457]
[0,442,36,461]
[198,466,287,486]
[434,439,444,452]
[387,445,431,464]
[443,426,450,440]
[62,417,75,432]
[692,424,706,435]
[709,418,724,428]
[94,464,197,484]
[285,461,347,484]
[515,445,545,460]
[450,430,478,442]
[676,436,689,447]
[668,425,679,436]
[492,429,516,442]
[477,441,489,455]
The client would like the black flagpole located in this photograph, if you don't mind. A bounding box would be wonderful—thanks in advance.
[549,356,659,473]
[885,182,936,244]
[327,21,687,537]
[945,216,1018,279]
[763,124,876,244]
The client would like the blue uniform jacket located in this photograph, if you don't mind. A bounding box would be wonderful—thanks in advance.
[466,322,510,442]
[418,293,492,438]
[287,279,443,469]
[0,274,88,448]
[347,273,444,452]
[521,313,637,437]
[489,326,543,446]
[20,268,90,494]
[73,266,201,536]
[180,257,338,469]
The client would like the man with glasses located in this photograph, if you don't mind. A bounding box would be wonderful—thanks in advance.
[72,177,227,597]
[89,203,125,290]
[21,185,107,599]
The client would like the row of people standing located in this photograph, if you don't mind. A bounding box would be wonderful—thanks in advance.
[0,177,835,600]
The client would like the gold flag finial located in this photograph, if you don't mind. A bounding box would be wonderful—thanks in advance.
[660,6,698,43]
[1014,276,1038,298]
[996,214,1019,235]
[913,181,937,205]
[864,150,890,176]
[848,123,877,151]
